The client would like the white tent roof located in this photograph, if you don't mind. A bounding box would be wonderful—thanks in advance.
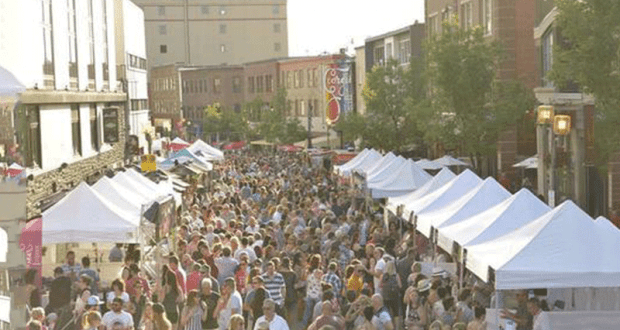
[367,156,406,183]
[0,227,6,263]
[8,162,24,170]
[126,169,173,195]
[387,167,456,215]
[187,139,224,160]
[113,172,166,202]
[336,149,369,175]
[416,158,444,170]
[595,216,620,239]
[362,152,396,176]
[42,183,139,244]
[437,188,550,252]
[434,155,470,167]
[92,176,153,217]
[369,159,432,198]
[170,137,189,145]
[0,65,25,97]
[403,169,481,220]
[416,177,511,238]
[349,150,383,174]
[513,155,538,168]
[466,201,620,289]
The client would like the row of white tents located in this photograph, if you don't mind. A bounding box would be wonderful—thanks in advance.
[41,169,180,245]
[158,139,224,170]
[336,149,620,315]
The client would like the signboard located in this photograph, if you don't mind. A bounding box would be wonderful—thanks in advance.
[141,154,157,172]
[323,60,354,125]
[102,107,119,143]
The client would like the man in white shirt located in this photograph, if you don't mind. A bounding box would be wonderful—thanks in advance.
[371,294,394,330]
[527,297,551,330]
[373,248,387,295]
[102,298,133,330]
[254,299,290,330]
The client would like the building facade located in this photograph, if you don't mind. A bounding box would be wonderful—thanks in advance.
[243,58,281,109]
[114,0,151,153]
[0,0,127,216]
[425,0,537,176]
[131,0,288,69]
[180,65,245,139]
[364,22,425,70]
[354,46,366,116]
[150,64,182,136]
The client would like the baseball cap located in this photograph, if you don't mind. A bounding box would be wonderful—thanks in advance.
[87,295,103,306]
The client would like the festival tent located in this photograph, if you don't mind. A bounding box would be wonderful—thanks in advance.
[369,159,432,199]
[367,156,407,184]
[0,65,25,97]
[359,152,396,177]
[402,169,481,223]
[160,148,213,170]
[125,169,181,205]
[92,176,154,217]
[387,167,456,215]
[112,172,169,203]
[416,177,511,238]
[42,183,140,244]
[335,148,369,175]
[6,162,24,177]
[465,200,620,289]
[168,137,190,152]
[513,155,538,169]
[223,141,246,150]
[345,150,383,175]
[434,155,470,167]
[0,227,6,263]
[187,139,225,161]
[437,188,550,252]
[415,158,444,170]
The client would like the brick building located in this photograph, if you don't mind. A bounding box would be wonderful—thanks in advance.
[150,64,182,136]
[425,0,538,177]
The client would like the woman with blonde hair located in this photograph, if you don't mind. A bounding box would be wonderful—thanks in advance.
[139,302,155,330]
[227,314,244,330]
[153,303,172,330]
[180,290,204,330]
[82,311,102,330]
[380,260,402,329]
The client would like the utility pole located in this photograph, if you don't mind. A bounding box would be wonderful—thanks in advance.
[307,103,313,149]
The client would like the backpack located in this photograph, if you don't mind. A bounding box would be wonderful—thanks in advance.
[382,274,400,299]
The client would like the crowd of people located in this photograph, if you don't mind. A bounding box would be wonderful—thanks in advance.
[21,150,545,330]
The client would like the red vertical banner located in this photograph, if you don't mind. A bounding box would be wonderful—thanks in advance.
[19,218,42,286]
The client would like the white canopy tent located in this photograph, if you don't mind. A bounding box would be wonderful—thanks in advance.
[335,149,370,175]
[0,65,25,97]
[437,188,550,252]
[348,150,383,175]
[359,152,396,177]
[513,155,538,169]
[434,155,470,167]
[402,169,481,222]
[0,227,7,263]
[595,216,620,238]
[113,172,169,203]
[415,158,444,170]
[187,139,224,161]
[416,177,511,238]
[170,137,189,145]
[369,159,432,198]
[466,200,620,289]
[92,176,154,217]
[367,156,407,184]
[387,167,456,215]
[42,183,140,244]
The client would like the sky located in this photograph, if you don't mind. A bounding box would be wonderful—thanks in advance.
[287,0,426,56]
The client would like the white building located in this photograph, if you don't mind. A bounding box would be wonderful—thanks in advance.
[0,0,128,215]
[114,0,152,153]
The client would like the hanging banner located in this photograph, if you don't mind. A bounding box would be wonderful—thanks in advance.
[102,107,120,143]
[19,218,42,286]
[323,60,354,125]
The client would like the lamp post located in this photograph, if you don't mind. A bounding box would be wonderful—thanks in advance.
[537,105,572,207]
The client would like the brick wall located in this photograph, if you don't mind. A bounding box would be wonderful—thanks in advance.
[608,151,620,213]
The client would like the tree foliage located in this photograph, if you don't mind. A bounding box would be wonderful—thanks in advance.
[202,103,249,142]
[256,88,306,144]
[551,0,620,161]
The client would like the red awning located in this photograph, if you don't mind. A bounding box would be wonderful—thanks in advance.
[223,141,246,150]
[278,145,303,152]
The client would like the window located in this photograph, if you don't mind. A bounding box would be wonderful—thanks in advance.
[374,46,385,66]
[160,45,167,53]
[219,24,227,34]
[482,0,492,35]
[461,2,473,29]
[274,42,281,52]
[25,106,42,168]
[202,80,207,93]
[257,76,264,93]
[441,9,450,24]
[213,78,221,93]
[266,75,273,92]
[101,0,109,83]
[131,99,147,110]
[294,71,299,88]
[287,71,292,89]
[67,0,78,79]
[307,69,313,87]
[294,100,300,116]
[158,6,165,16]
[201,5,209,14]
[232,77,242,93]
[542,30,554,87]
[220,44,226,53]
[299,71,304,88]
[385,43,393,59]
[42,0,55,78]
[273,5,279,14]
[428,16,436,36]
[71,105,82,156]
[313,69,318,87]
[399,38,411,64]
[219,6,226,15]
[248,76,255,93]
[199,80,204,93]
[159,25,167,35]
[90,104,99,151]
[273,23,281,33]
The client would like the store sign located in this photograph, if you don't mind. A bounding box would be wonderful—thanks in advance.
[324,60,354,125]
[103,107,119,143]
[141,154,156,172]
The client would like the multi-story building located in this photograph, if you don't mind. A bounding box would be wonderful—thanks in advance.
[425,0,537,176]
[355,46,366,116]
[533,0,595,211]
[180,65,245,139]
[114,0,151,153]
[364,22,425,69]
[243,58,282,110]
[131,0,288,69]
[0,0,127,216]
[150,64,182,136]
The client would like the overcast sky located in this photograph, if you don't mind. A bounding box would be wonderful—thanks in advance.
[287,0,425,56]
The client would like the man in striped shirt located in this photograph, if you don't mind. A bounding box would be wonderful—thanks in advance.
[262,260,286,314]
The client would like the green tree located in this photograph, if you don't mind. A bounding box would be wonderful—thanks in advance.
[550,0,620,163]
[202,103,249,142]
[257,88,306,144]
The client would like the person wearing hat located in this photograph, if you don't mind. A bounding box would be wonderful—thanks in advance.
[403,285,428,330]
[86,295,104,312]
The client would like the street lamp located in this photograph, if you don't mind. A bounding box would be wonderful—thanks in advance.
[553,115,571,135]
[537,105,554,124]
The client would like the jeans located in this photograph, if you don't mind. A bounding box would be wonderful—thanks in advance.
[302,296,321,326]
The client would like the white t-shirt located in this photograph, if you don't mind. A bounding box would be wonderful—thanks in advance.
[106,291,130,304]
[374,258,386,294]
[253,315,290,330]
[218,291,243,330]
[371,309,392,330]
[533,312,551,330]
[101,310,134,329]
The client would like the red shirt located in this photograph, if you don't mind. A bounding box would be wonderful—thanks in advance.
[186,271,202,293]
[173,268,186,294]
